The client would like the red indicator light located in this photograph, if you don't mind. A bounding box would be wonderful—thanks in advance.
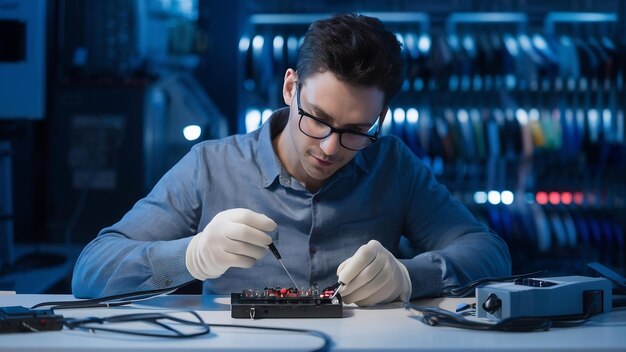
[561,192,572,205]
[549,192,560,205]
[573,192,584,205]
[536,192,548,205]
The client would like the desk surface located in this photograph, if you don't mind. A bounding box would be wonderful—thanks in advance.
[1,294,625,351]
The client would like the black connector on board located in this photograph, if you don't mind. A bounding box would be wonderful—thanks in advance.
[0,306,64,333]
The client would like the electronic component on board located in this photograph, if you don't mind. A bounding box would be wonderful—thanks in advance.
[231,283,343,319]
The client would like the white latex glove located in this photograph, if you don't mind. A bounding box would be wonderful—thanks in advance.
[337,240,412,306]
[185,208,277,280]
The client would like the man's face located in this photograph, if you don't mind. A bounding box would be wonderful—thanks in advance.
[276,70,385,191]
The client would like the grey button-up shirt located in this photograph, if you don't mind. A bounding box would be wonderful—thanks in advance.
[73,108,511,298]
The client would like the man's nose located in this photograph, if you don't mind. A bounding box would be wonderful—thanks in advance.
[319,132,341,155]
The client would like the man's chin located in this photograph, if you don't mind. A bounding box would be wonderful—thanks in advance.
[305,164,335,181]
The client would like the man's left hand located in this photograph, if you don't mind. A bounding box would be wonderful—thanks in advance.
[336,240,412,306]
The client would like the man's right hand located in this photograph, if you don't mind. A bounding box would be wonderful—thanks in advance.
[185,208,277,280]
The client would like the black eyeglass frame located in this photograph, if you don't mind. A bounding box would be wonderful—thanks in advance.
[295,81,385,151]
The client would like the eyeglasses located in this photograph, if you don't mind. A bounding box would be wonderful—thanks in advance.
[295,81,383,151]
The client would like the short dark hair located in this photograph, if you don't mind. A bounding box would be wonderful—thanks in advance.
[296,13,404,106]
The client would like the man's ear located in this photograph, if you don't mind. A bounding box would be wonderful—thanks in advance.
[282,69,297,106]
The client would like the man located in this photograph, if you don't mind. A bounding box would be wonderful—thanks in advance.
[72,13,511,306]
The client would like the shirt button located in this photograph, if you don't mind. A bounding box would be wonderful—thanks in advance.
[309,247,317,256]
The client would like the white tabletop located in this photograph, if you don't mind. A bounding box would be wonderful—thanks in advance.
[1,294,625,351]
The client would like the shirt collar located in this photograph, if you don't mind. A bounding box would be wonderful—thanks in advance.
[256,107,372,189]
[257,108,287,188]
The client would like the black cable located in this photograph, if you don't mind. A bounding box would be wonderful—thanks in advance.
[30,282,332,349]
[63,311,210,338]
[44,301,132,311]
[447,270,549,297]
[62,312,332,351]
[31,280,197,310]
[405,303,552,332]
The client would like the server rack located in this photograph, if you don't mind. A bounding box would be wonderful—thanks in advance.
[234,0,626,275]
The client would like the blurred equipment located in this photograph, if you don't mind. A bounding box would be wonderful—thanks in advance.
[0,141,13,272]
[47,75,227,244]
[0,0,46,120]
[45,0,226,244]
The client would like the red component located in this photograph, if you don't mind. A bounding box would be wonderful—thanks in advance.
[321,290,334,298]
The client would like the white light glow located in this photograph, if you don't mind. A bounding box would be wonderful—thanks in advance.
[395,33,405,46]
[504,34,519,56]
[393,108,406,124]
[532,34,547,50]
[273,35,284,51]
[287,36,298,51]
[516,108,529,125]
[603,109,612,127]
[183,125,202,141]
[462,35,475,52]
[245,109,261,133]
[418,34,431,53]
[261,109,272,124]
[252,35,264,50]
[518,34,532,51]
[501,190,514,205]
[488,190,501,205]
[404,33,415,52]
[406,108,419,124]
[589,109,599,126]
[458,109,469,124]
[529,108,540,122]
[238,36,250,52]
[474,191,488,204]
